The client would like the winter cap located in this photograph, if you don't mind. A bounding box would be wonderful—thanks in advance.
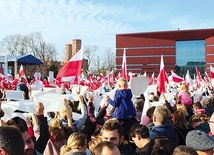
[186,130,214,151]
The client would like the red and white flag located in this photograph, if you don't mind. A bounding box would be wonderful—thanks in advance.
[121,49,127,79]
[204,71,210,82]
[210,65,214,78]
[56,46,84,82]
[107,70,114,86]
[158,55,168,93]
[195,67,202,82]
[171,71,184,83]
[143,71,147,78]
[149,72,155,85]
[19,64,28,84]
[195,67,202,88]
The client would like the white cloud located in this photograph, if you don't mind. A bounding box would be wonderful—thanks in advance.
[0,0,214,60]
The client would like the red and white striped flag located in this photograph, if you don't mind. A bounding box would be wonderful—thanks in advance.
[121,48,127,79]
[204,71,210,82]
[56,46,84,82]
[171,70,184,83]
[149,72,155,85]
[19,64,28,85]
[210,65,214,78]
[195,67,202,82]
[195,67,202,88]
[158,55,168,93]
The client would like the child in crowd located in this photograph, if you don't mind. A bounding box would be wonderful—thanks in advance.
[193,101,205,115]
[105,77,136,120]
[105,77,137,141]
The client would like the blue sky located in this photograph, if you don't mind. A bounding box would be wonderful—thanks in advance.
[0,0,213,60]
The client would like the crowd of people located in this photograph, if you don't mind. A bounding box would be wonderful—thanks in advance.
[0,76,214,155]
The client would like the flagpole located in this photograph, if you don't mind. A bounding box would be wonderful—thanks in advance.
[4,55,8,80]
[14,57,18,77]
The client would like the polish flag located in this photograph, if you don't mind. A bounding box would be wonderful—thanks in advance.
[195,67,202,82]
[158,55,168,93]
[107,70,114,86]
[204,71,210,82]
[171,71,184,83]
[149,72,155,85]
[19,64,28,85]
[185,70,193,87]
[56,46,84,82]
[143,71,147,78]
[121,48,127,79]
[210,65,214,78]
[195,67,202,88]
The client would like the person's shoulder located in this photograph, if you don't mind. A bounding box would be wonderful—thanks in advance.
[35,150,43,155]
[119,143,137,155]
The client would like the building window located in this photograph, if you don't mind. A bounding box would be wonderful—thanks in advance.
[176,40,205,77]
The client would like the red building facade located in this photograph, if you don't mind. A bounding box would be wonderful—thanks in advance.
[116,28,214,77]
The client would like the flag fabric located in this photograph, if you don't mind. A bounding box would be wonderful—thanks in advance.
[140,91,151,125]
[149,72,155,85]
[143,71,147,78]
[158,55,168,93]
[210,65,214,78]
[121,48,127,79]
[171,71,184,83]
[204,71,210,82]
[195,67,202,88]
[19,64,28,85]
[195,67,202,82]
[56,46,84,82]
[107,70,114,86]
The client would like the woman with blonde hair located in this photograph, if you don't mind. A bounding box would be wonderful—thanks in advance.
[175,83,194,118]
[176,104,188,117]
[60,132,87,155]
[176,83,192,106]
[189,114,210,133]
[44,118,67,155]
[60,99,74,139]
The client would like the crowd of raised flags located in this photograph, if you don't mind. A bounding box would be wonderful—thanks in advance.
[0,46,214,95]
[1,47,214,133]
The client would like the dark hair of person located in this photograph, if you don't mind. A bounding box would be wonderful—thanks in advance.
[129,123,149,139]
[151,137,175,155]
[101,118,123,137]
[0,126,24,155]
[146,106,156,118]
[16,123,27,133]
[134,99,144,111]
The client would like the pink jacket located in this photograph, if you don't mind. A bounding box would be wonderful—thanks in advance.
[178,91,192,106]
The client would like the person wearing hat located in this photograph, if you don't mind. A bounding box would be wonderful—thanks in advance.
[186,130,214,155]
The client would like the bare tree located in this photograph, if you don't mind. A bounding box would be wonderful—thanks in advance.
[84,45,98,71]
[103,49,115,71]
[0,32,57,77]
[93,55,103,75]
[0,34,24,56]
